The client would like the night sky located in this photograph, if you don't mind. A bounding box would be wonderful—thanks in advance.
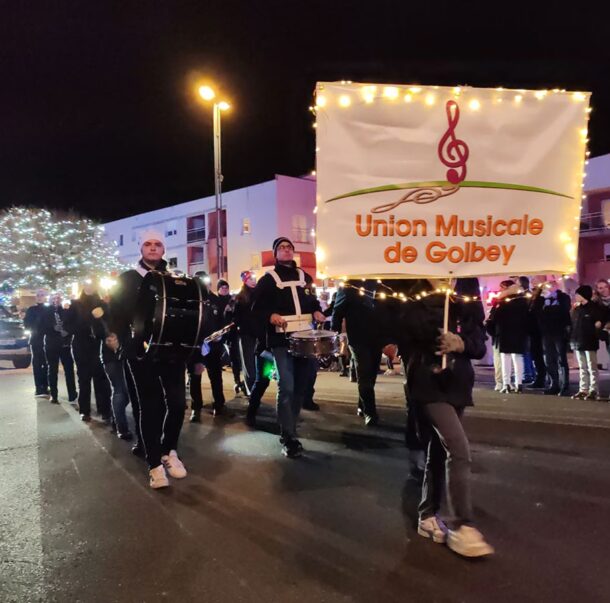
[2,1,609,222]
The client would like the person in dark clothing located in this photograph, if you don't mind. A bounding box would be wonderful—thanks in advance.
[525,284,547,389]
[41,293,77,404]
[484,281,529,394]
[251,236,325,457]
[331,280,384,425]
[188,274,227,422]
[217,279,246,396]
[24,289,50,397]
[107,229,187,489]
[570,285,605,400]
[233,271,259,395]
[400,278,494,558]
[64,283,112,422]
[533,281,572,395]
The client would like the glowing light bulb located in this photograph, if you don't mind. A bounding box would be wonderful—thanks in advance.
[572,92,586,102]
[316,95,327,108]
[469,99,481,111]
[383,86,399,99]
[425,93,436,106]
[514,94,523,104]
[404,93,413,103]
[338,95,351,107]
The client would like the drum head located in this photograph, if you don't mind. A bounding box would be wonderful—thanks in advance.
[291,329,337,339]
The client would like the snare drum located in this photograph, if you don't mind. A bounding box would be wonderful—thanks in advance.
[288,329,339,358]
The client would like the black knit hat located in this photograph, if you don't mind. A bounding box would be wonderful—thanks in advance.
[272,236,294,256]
[576,285,593,301]
[217,279,229,291]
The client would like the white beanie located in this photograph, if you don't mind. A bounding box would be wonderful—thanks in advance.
[138,228,166,249]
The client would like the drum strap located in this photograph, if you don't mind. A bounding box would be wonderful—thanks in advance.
[267,269,306,316]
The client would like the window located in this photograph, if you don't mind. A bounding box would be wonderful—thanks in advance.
[187,215,206,242]
[242,218,251,235]
[604,243,610,261]
[168,257,178,268]
[250,253,261,270]
[119,234,124,246]
[189,246,205,264]
[166,221,177,237]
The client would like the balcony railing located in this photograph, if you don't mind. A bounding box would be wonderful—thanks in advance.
[580,212,610,234]
[187,228,206,243]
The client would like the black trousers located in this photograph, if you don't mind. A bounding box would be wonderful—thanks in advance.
[530,330,546,384]
[72,337,111,417]
[187,343,226,411]
[349,344,382,417]
[542,333,569,391]
[247,351,272,416]
[239,334,257,395]
[225,333,242,386]
[130,358,186,469]
[30,339,48,394]
[45,341,77,401]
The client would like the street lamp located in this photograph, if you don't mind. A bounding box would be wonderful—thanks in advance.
[198,84,231,281]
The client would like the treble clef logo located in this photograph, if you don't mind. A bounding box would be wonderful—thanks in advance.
[437,100,469,184]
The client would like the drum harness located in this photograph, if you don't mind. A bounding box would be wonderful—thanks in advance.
[266,268,313,333]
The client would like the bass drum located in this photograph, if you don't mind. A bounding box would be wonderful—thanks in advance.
[132,271,207,361]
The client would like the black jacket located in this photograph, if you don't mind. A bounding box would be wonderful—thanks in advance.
[251,262,321,349]
[330,285,384,348]
[534,290,572,338]
[399,288,487,408]
[23,303,47,344]
[570,302,605,351]
[40,305,72,348]
[485,294,530,354]
[233,286,263,340]
[108,258,168,358]
[64,293,107,344]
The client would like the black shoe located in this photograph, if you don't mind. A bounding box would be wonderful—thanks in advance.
[50,398,60,404]
[527,380,546,389]
[118,431,133,441]
[499,385,512,394]
[356,408,364,417]
[131,442,144,457]
[80,414,91,422]
[558,388,570,397]
[245,413,257,428]
[339,372,348,377]
[302,401,320,411]
[190,410,201,423]
[364,413,379,426]
[544,388,560,396]
[349,377,357,383]
[68,393,78,402]
[281,438,303,458]
[101,414,112,425]
[514,385,524,394]
[233,383,241,396]
[212,406,234,418]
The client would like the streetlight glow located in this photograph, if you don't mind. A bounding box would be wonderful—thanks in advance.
[218,101,231,111]
[199,85,216,101]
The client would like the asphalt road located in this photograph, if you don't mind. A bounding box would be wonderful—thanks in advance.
[1,365,609,603]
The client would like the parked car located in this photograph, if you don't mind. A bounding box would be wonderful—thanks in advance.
[0,305,32,368]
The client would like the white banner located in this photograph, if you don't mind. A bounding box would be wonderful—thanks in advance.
[315,82,591,278]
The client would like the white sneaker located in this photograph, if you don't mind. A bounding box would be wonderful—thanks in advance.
[149,464,169,489]
[161,450,187,479]
[417,516,448,543]
[447,525,494,557]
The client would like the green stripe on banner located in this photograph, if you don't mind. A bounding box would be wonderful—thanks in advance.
[325,180,573,203]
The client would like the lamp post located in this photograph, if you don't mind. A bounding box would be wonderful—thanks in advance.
[198,85,231,281]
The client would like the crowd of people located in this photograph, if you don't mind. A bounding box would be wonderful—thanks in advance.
[20,228,610,559]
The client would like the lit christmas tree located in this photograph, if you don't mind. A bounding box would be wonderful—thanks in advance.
[0,207,126,293]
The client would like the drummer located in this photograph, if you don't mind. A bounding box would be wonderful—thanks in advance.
[252,237,326,458]
[106,229,188,489]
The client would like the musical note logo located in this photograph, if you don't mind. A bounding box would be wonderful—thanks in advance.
[437,100,469,184]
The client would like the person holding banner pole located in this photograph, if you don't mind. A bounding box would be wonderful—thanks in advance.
[400,277,494,558]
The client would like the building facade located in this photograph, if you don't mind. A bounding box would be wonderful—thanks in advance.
[103,175,317,289]
[579,152,610,283]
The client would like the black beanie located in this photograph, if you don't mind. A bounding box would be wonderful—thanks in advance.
[272,237,294,256]
[217,279,229,291]
[576,285,593,301]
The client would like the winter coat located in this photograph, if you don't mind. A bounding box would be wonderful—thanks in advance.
[570,302,605,351]
[330,284,384,348]
[534,290,571,338]
[23,303,47,345]
[251,261,321,349]
[233,286,262,340]
[485,293,530,354]
[398,285,487,409]
[40,305,72,348]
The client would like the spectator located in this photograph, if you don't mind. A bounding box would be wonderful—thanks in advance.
[570,285,605,401]
[24,289,49,398]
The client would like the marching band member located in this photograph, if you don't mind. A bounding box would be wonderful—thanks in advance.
[107,229,187,489]
[400,278,494,557]
[252,237,325,457]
